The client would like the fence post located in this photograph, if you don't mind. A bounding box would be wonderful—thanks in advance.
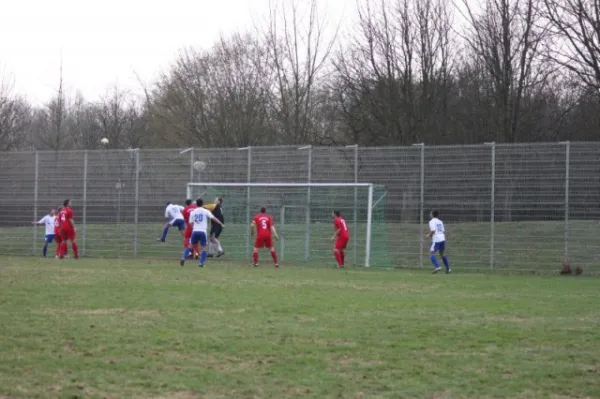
[413,143,425,268]
[297,145,312,262]
[82,150,88,256]
[562,141,570,262]
[243,147,252,258]
[134,149,140,257]
[485,142,496,269]
[365,183,373,267]
[33,151,39,256]
[346,144,359,266]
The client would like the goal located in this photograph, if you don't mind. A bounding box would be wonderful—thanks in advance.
[186,182,388,267]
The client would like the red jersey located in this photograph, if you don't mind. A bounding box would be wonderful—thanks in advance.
[253,214,273,236]
[334,217,349,238]
[58,207,74,230]
[54,214,61,233]
[182,204,198,224]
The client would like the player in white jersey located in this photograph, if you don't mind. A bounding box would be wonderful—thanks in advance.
[158,202,186,242]
[32,208,56,258]
[428,210,451,273]
[180,198,224,267]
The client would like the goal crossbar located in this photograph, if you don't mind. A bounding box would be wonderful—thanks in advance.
[188,182,374,187]
[186,182,376,267]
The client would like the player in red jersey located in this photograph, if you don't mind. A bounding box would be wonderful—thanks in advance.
[182,199,200,258]
[331,210,349,268]
[250,207,279,268]
[54,206,66,258]
[58,199,79,259]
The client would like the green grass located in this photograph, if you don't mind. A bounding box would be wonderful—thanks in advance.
[0,257,599,398]
[5,220,600,272]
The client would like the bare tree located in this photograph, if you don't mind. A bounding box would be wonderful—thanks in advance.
[333,0,454,145]
[543,0,600,92]
[262,0,339,144]
[31,64,72,150]
[0,73,31,151]
[92,86,144,149]
[202,34,275,146]
[148,33,274,147]
[461,0,551,142]
[148,48,212,147]
[68,92,100,149]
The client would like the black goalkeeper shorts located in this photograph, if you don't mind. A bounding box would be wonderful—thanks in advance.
[210,224,223,238]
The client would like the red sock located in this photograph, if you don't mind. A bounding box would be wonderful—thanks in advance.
[60,242,68,258]
[334,251,342,266]
[194,244,200,254]
[340,251,345,266]
[270,251,278,264]
[72,242,79,259]
[253,252,259,264]
[56,244,61,257]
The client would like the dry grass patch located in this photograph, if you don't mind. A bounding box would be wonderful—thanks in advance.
[35,307,161,317]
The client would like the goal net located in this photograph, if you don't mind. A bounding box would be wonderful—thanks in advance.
[186,182,388,267]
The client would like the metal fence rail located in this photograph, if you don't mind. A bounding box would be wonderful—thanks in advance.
[1,142,598,272]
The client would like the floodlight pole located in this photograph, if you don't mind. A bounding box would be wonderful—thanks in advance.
[189,148,195,184]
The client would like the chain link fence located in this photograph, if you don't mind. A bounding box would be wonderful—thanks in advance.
[1,142,597,272]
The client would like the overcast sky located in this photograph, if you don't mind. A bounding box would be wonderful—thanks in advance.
[0,0,351,105]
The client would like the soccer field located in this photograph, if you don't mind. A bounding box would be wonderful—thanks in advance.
[0,257,598,398]
[3,220,600,272]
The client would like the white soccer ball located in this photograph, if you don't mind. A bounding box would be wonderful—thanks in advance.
[100,138,109,145]
[193,161,207,171]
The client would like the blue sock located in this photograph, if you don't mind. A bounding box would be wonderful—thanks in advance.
[42,245,47,257]
[160,226,169,241]
[430,255,440,268]
[200,250,207,265]
[182,248,191,260]
[442,256,450,271]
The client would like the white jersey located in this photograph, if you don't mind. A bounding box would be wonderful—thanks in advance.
[189,207,214,233]
[39,215,56,235]
[165,204,184,222]
[429,217,446,243]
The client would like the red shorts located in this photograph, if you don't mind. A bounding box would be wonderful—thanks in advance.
[54,229,63,243]
[60,228,76,241]
[254,234,273,249]
[335,236,349,250]
[184,225,192,240]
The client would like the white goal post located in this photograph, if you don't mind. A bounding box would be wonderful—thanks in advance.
[186,182,379,267]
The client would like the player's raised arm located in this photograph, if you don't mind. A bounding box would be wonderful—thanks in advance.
[32,216,45,225]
